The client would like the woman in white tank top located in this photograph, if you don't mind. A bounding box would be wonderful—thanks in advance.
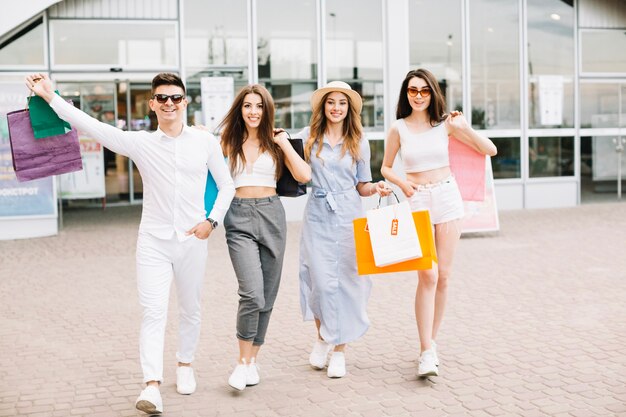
[218,85,311,391]
[381,69,497,378]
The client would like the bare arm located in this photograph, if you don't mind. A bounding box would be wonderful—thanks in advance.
[356,181,391,197]
[380,124,415,198]
[445,111,497,156]
[206,135,236,224]
[274,130,312,183]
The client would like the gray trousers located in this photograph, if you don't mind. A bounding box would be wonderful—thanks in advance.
[224,195,287,345]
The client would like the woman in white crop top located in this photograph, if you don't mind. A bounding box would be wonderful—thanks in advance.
[381,69,497,378]
[218,84,311,391]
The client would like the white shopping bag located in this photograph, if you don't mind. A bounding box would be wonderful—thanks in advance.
[365,199,422,267]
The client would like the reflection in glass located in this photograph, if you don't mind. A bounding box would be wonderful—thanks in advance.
[51,21,177,67]
[326,0,384,130]
[185,69,249,128]
[58,82,131,203]
[257,0,317,130]
[527,0,574,128]
[470,0,520,129]
[369,139,384,182]
[183,0,248,67]
[490,137,520,179]
[0,17,45,66]
[579,83,625,128]
[581,31,626,74]
[529,136,574,178]
[409,0,463,113]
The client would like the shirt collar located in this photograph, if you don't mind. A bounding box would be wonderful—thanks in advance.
[154,124,189,140]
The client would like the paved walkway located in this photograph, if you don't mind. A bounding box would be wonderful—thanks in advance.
[1,202,625,417]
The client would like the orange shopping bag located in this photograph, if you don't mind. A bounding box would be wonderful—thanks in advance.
[353,210,438,275]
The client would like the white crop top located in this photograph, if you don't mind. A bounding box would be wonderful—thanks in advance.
[397,119,450,173]
[232,152,278,188]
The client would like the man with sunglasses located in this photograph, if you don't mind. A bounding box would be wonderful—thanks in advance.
[26,72,235,415]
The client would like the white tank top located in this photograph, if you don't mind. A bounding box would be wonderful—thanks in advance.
[397,119,450,173]
[232,152,277,188]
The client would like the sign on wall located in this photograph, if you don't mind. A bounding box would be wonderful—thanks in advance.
[0,83,57,219]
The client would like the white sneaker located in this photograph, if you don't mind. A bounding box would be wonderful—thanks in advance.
[247,358,260,386]
[327,351,347,378]
[176,366,196,395]
[418,349,439,377]
[309,339,333,369]
[135,385,163,414]
[228,360,248,391]
[431,340,440,367]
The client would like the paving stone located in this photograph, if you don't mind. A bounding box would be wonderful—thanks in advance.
[0,203,625,417]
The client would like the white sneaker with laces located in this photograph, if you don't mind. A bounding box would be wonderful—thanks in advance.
[418,349,439,377]
[431,340,440,367]
[327,351,347,378]
[135,385,163,414]
[247,358,260,386]
[309,339,333,369]
[176,366,196,395]
[228,360,248,391]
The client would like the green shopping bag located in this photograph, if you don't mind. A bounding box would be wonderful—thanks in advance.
[28,91,72,139]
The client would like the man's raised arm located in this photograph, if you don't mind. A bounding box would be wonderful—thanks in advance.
[26,73,136,158]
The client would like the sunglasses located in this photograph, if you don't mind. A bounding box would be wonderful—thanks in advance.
[407,87,431,98]
[152,94,185,104]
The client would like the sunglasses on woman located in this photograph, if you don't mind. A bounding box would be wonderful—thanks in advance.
[152,94,185,104]
[407,87,431,98]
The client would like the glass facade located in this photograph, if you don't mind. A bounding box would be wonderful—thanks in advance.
[2,0,626,209]
[326,0,383,130]
[470,0,520,130]
[0,18,45,67]
[258,0,317,130]
[409,0,463,113]
[50,20,177,68]
[527,0,574,129]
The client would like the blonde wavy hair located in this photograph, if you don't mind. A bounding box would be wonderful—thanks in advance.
[304,91,363,163]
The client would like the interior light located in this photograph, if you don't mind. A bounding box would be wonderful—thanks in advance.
[550,13,561,21]
[487,27,494,33]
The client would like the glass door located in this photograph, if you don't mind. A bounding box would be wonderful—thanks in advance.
[579,80,626,202]
[58,80,154,205]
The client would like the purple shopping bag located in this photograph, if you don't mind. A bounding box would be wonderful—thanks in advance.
[7,107,83,182]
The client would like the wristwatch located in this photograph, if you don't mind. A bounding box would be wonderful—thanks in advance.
[206,217,218,228]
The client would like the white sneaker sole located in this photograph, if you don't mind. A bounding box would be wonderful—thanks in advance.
[228,381,246,391]
[176,386,195,395]
[418,369,439,378]
[135,400,162,414]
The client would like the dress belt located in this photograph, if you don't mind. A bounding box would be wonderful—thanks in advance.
[311,186,356,212]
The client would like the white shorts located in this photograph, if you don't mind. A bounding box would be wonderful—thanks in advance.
[408,176,465,224]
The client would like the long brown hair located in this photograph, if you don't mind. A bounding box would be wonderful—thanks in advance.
[218,84,282,179]
[305,91,363,163]
[396,68,447,126]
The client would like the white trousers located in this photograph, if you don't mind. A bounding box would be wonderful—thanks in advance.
[136,232,208,383]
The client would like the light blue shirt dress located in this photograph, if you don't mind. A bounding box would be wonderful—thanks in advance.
[298,127,373,345]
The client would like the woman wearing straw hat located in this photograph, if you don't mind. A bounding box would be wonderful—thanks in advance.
[297,81,390,378]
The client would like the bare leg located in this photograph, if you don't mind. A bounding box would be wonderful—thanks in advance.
[432,220,462,341]
[415,268,438,353]
[251,344,261,360]
[237,339,254,364]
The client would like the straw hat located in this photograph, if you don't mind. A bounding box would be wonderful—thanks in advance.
[310,81,363,114]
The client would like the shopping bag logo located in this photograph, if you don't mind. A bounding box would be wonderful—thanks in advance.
[390,218,398,236]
